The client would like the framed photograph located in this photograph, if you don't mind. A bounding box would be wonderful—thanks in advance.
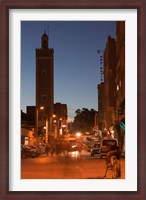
[0,0,145,199]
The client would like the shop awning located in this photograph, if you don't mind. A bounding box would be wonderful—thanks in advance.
[119,121,125,130]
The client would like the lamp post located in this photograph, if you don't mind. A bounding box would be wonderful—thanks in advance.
[45,112,55,144]
[43,106,50,145]
[45,115,49,144]
[59,118,63,137]
[52,114,57,138]
[36,105,56,145]
[36,108,38,145]
[36,106,44,145]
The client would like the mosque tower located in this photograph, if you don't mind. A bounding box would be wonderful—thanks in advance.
[35,30,54,142]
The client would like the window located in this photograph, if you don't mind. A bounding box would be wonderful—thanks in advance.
[42,70,46,77]
[42,95,47,101]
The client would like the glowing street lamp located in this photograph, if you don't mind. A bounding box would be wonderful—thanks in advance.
[75,132,81,137]
[52,114,56,118]
[46,113,57,143]
[40,106,44,110]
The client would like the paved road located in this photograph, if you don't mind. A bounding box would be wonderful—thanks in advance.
[21,150,125,179]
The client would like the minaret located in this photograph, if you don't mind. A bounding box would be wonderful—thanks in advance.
[41,30,48,49]
[36,31,54,143]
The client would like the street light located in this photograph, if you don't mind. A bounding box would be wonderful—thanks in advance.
[44,113,58,143]
[41,106,50,145]
[36,106,44,145]
[52,114,57,138]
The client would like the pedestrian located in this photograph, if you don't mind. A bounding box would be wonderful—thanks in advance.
[45,144,50,156]
[105,143,121,177]
[50,144,55,156]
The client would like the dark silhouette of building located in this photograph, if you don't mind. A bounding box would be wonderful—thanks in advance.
[53,103,68,137]
[54,103,67,120]
[36,31,54,122]
[104,35,116,128]
[35,31,54,142]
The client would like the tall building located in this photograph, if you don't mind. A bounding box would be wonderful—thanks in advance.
[104,35,116,128]
[115,21,125,122]
[36,31,54,139]
[96,22,125,147]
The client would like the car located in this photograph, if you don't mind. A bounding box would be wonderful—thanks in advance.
[90,142,101,156]
[86,137,99,152]
[100,138,119,158]
[70,143,78,151]
[21,145,40,159]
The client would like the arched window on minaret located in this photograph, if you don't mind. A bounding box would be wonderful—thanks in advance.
[41,30,48,49]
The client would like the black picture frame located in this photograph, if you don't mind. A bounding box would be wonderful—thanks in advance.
[0,0,145,199]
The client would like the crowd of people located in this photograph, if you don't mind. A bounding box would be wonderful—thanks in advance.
[42,140,81,156]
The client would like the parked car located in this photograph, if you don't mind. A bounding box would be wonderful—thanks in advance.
[86,137,100,152]
[21,145,40,159]
[100,138,119,158]
[90,142,101,156]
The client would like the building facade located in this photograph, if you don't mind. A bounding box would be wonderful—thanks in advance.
[97,22,125,133]
[103,35,116,128]
[53,103,68,137]
[115,21,125,122]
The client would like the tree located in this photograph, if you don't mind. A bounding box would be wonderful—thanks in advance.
[73,108,97,133]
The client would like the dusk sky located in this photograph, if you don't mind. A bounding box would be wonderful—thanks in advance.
[21,21,116,120]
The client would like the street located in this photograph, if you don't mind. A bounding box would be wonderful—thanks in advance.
[21,150,125,179]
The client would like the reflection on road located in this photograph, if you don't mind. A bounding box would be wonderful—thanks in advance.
[21,150,125,179]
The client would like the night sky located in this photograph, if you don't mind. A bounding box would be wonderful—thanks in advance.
[21,21,116,120]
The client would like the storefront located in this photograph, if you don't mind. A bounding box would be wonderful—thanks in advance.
[110,118,125,150]
[21,128,36,146]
